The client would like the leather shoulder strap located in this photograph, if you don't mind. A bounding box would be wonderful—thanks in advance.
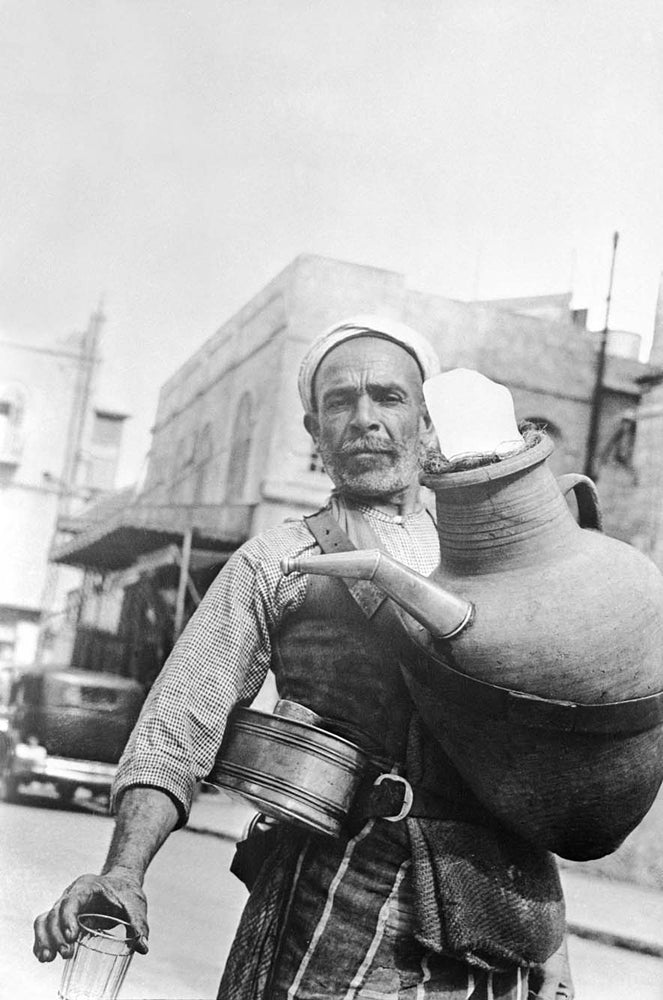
[304,507,355,554]
[303,508,387,619]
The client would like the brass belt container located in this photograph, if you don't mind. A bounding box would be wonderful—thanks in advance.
[205,700,369,836]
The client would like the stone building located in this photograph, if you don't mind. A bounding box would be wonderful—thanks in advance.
[598,276,663,557]
[0,307,127,668]
[50,254,657,685]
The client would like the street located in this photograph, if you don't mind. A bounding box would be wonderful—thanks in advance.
[0,789,247,1000]
[3,788,663,999]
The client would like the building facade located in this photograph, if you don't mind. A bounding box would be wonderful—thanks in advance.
[51,254,658,685]
[0,307,127,668]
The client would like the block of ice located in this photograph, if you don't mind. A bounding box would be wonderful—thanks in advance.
[423,368,525,460]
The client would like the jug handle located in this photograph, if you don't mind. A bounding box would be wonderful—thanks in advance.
[557,473,603,531]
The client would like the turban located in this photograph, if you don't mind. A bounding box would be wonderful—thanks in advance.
[297,314,440,412]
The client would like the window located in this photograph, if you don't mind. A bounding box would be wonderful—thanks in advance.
[226,393,255,501]
[91,410,125,447]
[65,588,82,625]
[0,402,10,451]
[309,448,326,474]
[600,414,638,482]
[193,423,213,503]
[0,622,15,663]
[0,384,26,465]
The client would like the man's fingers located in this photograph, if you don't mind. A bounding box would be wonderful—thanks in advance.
[34,877,100,960]
[132,932,150,955]
[33,912,56,962]
[110,889,149,952]
[33,902,69,961]
[45,902,70,957]
[528,976,567,1000]
[59,898,86,943]
[64,878,150,952]
[33,873,151,964]
[59,883,102,942]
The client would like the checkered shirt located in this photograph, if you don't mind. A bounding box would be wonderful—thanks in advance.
[111,503,440,821]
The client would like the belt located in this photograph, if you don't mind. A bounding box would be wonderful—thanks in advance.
[349,770,498,828]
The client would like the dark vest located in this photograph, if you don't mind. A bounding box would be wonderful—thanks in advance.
[271,567,414,766]
[268,515,566,972]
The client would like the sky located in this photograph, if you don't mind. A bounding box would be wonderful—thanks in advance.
[2,0,663,485]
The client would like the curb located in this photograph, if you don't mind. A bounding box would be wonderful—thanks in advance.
[567,922,663,960]
[184,822,238,842]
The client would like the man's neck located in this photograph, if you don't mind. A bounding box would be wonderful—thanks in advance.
[340,484,423,518]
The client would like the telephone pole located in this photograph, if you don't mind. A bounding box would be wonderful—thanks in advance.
[35,303,105,664]
[584,232,620,482]
[59,301,105,515]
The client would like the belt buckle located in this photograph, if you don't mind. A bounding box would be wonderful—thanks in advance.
[373,773,414,822]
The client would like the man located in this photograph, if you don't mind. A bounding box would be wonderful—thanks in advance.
[34,317,572,998]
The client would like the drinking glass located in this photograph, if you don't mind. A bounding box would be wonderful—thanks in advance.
[58,913,137,1000]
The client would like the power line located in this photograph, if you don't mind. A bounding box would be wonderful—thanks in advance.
[0,340,88,361]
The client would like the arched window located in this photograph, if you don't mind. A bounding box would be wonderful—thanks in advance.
[226,393,255,501]
[600,413,638,483]
[193,423,213,503]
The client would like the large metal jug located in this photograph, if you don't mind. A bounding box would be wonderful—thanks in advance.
[284,436,663,860]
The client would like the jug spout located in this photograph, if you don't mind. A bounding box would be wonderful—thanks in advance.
[281,549,474,641]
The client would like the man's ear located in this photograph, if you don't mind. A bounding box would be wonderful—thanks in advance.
[420,405,436,449]
[304,412,320,444]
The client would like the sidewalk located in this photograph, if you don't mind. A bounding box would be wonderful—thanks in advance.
[187,789,663,961]
[188,786,254,841]
[562,867,663,958]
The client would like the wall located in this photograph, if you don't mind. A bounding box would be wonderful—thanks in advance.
[0,325,127,668]
[0,338,83,664]
[135,253,650,553]
[55,255,663,685]
[143,269,293,512]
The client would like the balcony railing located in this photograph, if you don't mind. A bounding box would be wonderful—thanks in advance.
[50,497,255,570]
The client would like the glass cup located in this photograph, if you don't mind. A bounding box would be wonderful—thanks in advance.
[58,913,137,1000]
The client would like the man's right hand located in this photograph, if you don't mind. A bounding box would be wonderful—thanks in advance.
[32,869,149,963]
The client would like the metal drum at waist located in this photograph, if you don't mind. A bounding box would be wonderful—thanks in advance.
[206,706,369,836]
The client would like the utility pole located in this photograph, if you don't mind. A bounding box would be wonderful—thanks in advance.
[59,301,105,516]
[35,303,105,665]
[584,231,620,482]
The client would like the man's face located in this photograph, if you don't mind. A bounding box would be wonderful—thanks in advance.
[304,336,431,501]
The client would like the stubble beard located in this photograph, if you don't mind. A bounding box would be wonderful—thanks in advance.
[319,440,425,501]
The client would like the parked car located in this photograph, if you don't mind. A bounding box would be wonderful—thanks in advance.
[0,668,145,804]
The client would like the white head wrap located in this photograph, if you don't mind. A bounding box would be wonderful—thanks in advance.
[297,314,440,412]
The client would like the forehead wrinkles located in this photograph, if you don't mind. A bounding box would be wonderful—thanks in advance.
[314,338,423,403]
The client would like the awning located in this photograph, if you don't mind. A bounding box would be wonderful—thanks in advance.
[50,500,254,571]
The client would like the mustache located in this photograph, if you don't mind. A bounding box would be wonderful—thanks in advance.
[340,437,394,455]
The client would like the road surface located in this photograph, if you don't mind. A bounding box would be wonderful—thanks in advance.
[0,789,247,999]
[3,786,663,999]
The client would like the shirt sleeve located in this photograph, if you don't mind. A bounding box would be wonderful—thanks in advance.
[111,522,315,822]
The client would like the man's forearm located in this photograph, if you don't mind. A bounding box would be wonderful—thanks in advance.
[102,787,180,883]
[34,787,180,961]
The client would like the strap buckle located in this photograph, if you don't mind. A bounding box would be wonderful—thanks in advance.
[373,773,414,822]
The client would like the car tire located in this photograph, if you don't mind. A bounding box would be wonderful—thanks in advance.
[0,770,22,804]
[58,784,77,805]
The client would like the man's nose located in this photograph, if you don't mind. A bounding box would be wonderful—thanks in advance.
[350,395,381,431]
